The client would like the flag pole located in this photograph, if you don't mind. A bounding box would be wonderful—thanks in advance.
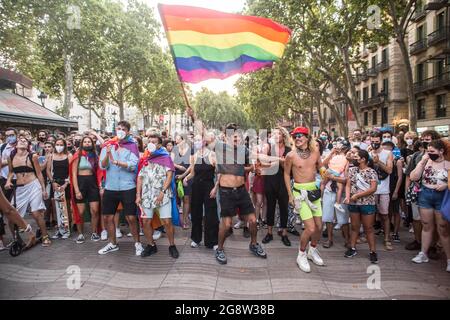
[158,4,196,125]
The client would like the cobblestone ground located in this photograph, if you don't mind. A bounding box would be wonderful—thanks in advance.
[0,221,449,300]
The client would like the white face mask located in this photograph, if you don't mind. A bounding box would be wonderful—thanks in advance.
[406,139,413,146]
[147,143,156,153]
[268,138,275,145]
[117,130,126,140]
[194,141,203,150]
[382,138,391,143]
[55,146,64,153]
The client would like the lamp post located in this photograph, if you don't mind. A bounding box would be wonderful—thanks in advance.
[112,110,117,135]
[37,91,48,107]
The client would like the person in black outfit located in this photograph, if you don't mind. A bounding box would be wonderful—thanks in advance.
[260,127,292,246]
[183,134,219,249]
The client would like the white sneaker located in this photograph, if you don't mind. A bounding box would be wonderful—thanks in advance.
[412,251,429,264]
[409,227,414,233]
[307,245,325,266]
[101,230,108,241]
[139,230,144,236]
[0,240,5,251]
[296,251,311,273]
[234,220,244,229]
[334,224,341,230]
[153,230,162,241]
[116,228,123,239]
[61,231,70,239]
[76,234,85,244]
[135,242,144,256]
[295,218,301,225]
[191,241,199,248]
[98,242,119,255]
[51,231,62,239]
[127,232,132,237]
[213,245,219,251]
[334,203,345,213]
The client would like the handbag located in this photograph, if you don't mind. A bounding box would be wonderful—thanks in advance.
[441,189,450,222]
[177,180,185,198]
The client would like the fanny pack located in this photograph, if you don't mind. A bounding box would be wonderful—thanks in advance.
[293,187,321,202]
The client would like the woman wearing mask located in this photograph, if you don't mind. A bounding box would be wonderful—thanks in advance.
[343,150,379,263]
[42,141,55,228]
[183,135,219,249]
[47,139,73,239]
[402,131,417,160]
[410,140,450,272]
[70,136,102,244]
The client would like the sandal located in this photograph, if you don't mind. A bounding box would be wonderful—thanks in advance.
[322,240,333,249]
[384,241,393,251]
[41,235,52,247]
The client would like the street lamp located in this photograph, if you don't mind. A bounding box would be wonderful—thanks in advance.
[38,91,47,107]
[112,110,117,135]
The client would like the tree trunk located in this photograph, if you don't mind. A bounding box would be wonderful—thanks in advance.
[63,53,73,118]
[316,98,325,131]
[99,102,106,132]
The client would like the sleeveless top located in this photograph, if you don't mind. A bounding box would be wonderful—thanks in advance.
[78,156,92,171]
[173,144,191,176]
[53,157,69,181]
[374,149,391,195]
[264,144,291,188]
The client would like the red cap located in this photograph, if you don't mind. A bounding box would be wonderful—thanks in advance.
[290,127,309,136]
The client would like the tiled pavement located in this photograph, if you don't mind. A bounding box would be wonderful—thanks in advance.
[0,223,449,300]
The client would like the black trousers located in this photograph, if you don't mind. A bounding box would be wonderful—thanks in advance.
[191,179,219,247]
[265,179,289,229]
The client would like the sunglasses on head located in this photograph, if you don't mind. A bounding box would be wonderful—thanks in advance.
[293,133,308,139]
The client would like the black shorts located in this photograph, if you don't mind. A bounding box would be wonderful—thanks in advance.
[102,188,137,216]
[75,175,100,203]
[219,185,255,218]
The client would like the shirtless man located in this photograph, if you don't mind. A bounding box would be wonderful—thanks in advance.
[284,127,325,273]
[214,123,267,264]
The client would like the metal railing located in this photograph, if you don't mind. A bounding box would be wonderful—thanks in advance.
[414,71,450,93]
[376,60,390,72]
[428,26,449,46]
[410,38,428,55]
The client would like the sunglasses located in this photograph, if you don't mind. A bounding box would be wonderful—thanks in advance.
[293,133,308,139]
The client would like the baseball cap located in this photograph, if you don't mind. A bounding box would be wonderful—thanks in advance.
[290,127,309,136]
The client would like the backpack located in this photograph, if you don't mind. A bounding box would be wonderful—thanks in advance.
[0,143,7,157]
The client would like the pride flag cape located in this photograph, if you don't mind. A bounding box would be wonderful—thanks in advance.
[158,4,291,83]
[137,148,180,226]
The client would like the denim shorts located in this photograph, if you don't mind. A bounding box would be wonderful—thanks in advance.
[418,186,445,211]
[347,204,376,215]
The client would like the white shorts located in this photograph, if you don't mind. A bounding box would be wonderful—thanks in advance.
[375,194,390,215]
[12,179,46,217]
[141,201,172,219]
[322,189,349,225]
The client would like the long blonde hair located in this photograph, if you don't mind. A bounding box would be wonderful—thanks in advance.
[275,126,292,148]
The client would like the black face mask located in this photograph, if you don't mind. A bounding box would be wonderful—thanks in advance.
[39,137,46,142]
[83,146,93,152]
[67,146,73,151]
[422,142,429,149]
[352,160,360,167]
[371,143,381,150]
[429,153,440,161]
[74,140,81,148]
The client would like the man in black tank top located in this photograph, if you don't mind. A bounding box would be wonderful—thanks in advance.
[214,123,267,265]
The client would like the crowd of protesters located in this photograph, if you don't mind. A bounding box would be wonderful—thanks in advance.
[0,123,449,273]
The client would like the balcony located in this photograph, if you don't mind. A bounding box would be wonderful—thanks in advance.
[424,0,449,10]
[414,71,450,94]
[360,99,369,108]
[360,70,369,82]
[428,26,449,46]
[376,59,390,72]
[412,6,427,22]
[367,66,378,77]
[410,38,428,55]
[353,75,361,84]
[367,92,387,107]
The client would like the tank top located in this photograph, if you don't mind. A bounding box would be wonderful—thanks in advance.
[53,157,69,181]
[264,145,291,187]
[193,153,215,183]
[174,144,191,176]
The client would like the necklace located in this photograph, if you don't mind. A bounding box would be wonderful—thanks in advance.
[296,148,311,159]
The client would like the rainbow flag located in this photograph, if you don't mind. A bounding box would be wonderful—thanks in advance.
[158,4,291,84]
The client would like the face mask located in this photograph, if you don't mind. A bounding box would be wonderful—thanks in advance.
[268,138,275,145]
[382,138,391,143]
[6,136,17,144]
[320,136,328,141]
[67,146,73,151]
[406,139,413,146]
[371,142,381,150]
[422,142,429,149]
[74,140,81,148]
[117,130,126,140]
[353,141,360,147]
[83,146,93,152]
[194,141,203,150]
[55,146,64,153]
[39,137,46,142]
[429,153,440,161]
[147,143,156,153]
[352,159,360,167]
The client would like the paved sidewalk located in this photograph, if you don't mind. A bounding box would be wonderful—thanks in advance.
[0,224,449,300]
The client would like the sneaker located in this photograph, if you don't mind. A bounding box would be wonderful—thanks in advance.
[249,243,267,259]
[91,233,100,242]
[61,231,70,239]
[334,204,345,213]
[127,232,132,237]
[375,229,384,236]
[234,220,244,229]
[135,242,144,256]
[98,242,119,255]
[152,230,162,241]
[139,230,144,236]
[412,251,429,264]
[392,233,400,243]
[0,240,5,251]
[141,244,157,257]
[369,251,378,264]
[100,230,108,241]
[384,241,394,251]
[344,247,357,258]
[409,227,414,233]
[296,251,311,273]
[215,249,227,264]
[190,241,199,248]
[116,228,123,239]
[333,224,341,230]
[288,228,300,236]
[243,226,250,238]
[322,229,328,238]
[76,234,85,244]
[169,245,179,259]
[51,231,62,240]
[262,233,273,244]
[213,245,219,251]
[307,245,325,266]
[301,223,305,230]
[405,240,421,251]
[281,235,291,247]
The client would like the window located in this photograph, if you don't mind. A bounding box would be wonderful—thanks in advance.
[437,11,445,29]
[356,90,361,101]
[372,110,377,125]
[381,48,388,63]
[382,78,389,96]
[324,107,327,120]
[371,55,377,68]
[436,60,445,79]
[417,99,426,120]
[363,87,369,101]
[436,94,447,118]
[382,107,388,125]
[364,112,368,126]
[417,63,425,82]
[371,83,378,98]
[417,24,425,41]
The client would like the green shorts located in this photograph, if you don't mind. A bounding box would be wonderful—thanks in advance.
[292,182,322,221]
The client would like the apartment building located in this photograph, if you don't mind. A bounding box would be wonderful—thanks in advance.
[409,0,450,136]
